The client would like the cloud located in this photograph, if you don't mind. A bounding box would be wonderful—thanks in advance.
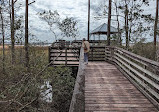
[15,0,156,43]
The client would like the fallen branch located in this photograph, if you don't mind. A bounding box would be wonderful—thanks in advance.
[17,97,37,112]
[0,99,23,106]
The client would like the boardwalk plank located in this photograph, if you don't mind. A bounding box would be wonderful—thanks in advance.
[85,62,158,112]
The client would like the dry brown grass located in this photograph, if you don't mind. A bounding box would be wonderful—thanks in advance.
[0,45,48,50]
[0,45,9,49]
[0,45,24,50]
[0,45,49,55]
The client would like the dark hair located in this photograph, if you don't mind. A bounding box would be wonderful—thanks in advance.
[83,38,86,41]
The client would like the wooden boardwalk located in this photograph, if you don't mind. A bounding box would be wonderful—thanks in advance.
[85,62,158,112]
[49,49,79,66]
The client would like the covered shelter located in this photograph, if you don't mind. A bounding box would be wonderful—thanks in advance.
[90,23,118,35]
[90,23,119,44]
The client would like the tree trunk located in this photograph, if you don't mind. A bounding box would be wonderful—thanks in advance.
[157,46,159,61]
[125,2,129,49]
[11,0,15,63]
[115,2,121,46]
[88,0,90,41]
[9,0,12,43]
[128,26,131,46]
[154,0,159,60]
[107,0,112,46]
[25,0,29,68]
[0,6,5,73]
[50,27,58,42]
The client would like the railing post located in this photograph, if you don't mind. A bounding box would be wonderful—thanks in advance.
[105,47,107,61]
[110,47,114,62]
[79,48,80,60]
[49,47,51,63]
[92,47,93,61]
[65,47,67,66]
[143,65,147,90]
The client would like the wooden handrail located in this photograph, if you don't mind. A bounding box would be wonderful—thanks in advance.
[48,46,62,65]
[111,47,159,110]
[92,46,159,109]
[69,48,85,112]
[115,47,159,67]
[65,48,67,65]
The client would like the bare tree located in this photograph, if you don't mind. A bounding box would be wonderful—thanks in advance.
[107,0,112,46]
[25,0,29,68]
[0,0,5,73]
[88,0,90,41]
[114,1,121,46]
[11,0,15,63]
[38,10,60,42]
[154,0,159,60]
[24,0,35,68]
[124,0,129,49]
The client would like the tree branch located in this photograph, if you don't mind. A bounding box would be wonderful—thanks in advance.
[14,0,18,4]
[28,1,35,6]
[18,98,37,111]
[0,100,23,106]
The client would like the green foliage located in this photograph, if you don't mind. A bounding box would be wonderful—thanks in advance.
[58,17,78,38]
[46,67,75,112]
[130,41,155,60]
[38,10,60,41]
[38,10,79,41]
[0,46,75,111]
[14,16,23,30]
[38,10,60,26]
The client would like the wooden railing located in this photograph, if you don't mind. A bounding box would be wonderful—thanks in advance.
[49,47,61,63]
[69,48,85,112]
[49,46,107,66]
[49,46,80,66]
[49,46,159,110]
[106,47,159,109]
[89,46,105,61]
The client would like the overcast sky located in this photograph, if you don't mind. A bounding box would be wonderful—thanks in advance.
[16,0,156,43]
